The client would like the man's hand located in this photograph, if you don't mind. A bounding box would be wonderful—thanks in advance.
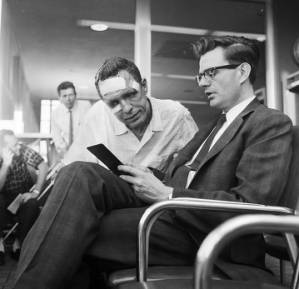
[22,191,39,203]
[118,164,173,204]
[2,148,14,167]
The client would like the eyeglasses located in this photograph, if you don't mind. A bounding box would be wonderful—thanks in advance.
[195,64,241,85]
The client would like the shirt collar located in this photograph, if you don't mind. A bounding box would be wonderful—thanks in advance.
[59,100,78,112]
[225,96,256,122]
[147,97,163,132]
[110,97,163,136]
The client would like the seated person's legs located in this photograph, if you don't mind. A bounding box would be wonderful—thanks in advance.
[13,161,144,289]
[8,198,41,260]
[0,195,6,265]
[17,198,40,244]
[86,207,198,287]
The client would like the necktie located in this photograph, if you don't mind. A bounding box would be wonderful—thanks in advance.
[68,109,73,146]
[188,113,226,171]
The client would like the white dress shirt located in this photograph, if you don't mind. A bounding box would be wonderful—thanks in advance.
[64,97,198,172]
[51,100,91,156]
[186,96,256,187]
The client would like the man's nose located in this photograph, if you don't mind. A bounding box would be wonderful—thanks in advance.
[197,76,210,88]
[120,99,132,113]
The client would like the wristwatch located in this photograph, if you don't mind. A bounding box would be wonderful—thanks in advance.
[292,37,299,66]
[31,189,40,196]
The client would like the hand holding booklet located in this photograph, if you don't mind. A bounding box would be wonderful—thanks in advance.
[7,193,24,214]
[87,144,129,176]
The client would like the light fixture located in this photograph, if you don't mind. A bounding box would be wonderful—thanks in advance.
[90,23,108,32]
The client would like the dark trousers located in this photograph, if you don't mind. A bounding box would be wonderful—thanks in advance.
[0,194,39,244]
[12,162,197,289]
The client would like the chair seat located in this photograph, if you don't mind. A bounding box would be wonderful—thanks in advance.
[108,266,194,287]
[116,279,286,289]
[264,234,290,260]
[109,262,280,287]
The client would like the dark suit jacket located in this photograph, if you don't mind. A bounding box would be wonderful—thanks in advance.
[165,98,293,269]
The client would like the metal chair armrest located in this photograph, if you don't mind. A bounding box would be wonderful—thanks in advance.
[137,198,295,281]
[194,214,299,289]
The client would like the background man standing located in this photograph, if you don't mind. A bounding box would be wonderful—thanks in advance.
[51,81,91,160]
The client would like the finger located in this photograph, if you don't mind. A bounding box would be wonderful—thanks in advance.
[118,165,142,176]
[119,174,138,184]
[123,162,134,167]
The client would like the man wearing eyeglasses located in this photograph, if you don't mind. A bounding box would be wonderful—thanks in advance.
[12,36,292,289]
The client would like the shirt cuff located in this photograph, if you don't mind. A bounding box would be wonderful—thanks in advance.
[31,189,40,197]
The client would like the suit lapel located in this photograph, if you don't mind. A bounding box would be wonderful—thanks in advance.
[189,98,261,184]
[167,120,218,178]
[203,117,243,165]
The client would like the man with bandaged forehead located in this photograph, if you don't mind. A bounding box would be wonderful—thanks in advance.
[63,57,198,172]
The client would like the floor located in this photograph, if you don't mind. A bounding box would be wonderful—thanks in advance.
[0,254,17,289]
[0,254,294,289]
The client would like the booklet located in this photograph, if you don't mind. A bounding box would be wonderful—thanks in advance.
[87,143,129,176]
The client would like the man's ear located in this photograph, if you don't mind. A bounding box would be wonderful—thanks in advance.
[239,63,251,84]
[141,78,147,92]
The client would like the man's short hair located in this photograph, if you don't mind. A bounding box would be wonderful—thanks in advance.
[94,57,142,96]
[192,35,260,84]
[0,129,15,147]
[57,81,76,95]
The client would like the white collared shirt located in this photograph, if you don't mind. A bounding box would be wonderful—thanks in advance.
[51,100,92,155]
[186,96,256,187]
[64,97,198,172]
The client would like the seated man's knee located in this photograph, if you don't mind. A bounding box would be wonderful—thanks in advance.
[0,195,5,210]
[21,198,39,211]
[60,161,101,177]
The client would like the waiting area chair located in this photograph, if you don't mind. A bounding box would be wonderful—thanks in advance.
[109,126,299,287]
[117,214,299,289]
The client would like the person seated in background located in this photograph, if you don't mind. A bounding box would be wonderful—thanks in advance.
[0,130,49,265]
[63,56,198,173]
[51,81,91,160]
[11,36,293,289]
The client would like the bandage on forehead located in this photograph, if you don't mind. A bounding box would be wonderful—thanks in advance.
[99,76,140,96]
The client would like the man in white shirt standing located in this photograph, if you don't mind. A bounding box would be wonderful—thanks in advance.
[51,81,91,160]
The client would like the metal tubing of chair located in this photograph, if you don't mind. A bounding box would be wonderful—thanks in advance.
[194,215,299,289]
[137,198,294,282]
[137,211,164,281]
[284,232,298,266]
[291,255,299,289]
[37,179,54,201]
[3,222,19,241]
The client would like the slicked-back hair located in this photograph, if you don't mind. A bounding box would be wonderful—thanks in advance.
[57,81,76,95]
[192,36,260,84]
[94,57,142,96]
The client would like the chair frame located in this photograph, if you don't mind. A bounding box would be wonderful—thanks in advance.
[194,214,299,289]
[136,198,297,282]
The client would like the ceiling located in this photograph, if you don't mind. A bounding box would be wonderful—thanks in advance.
[7,0,266,103]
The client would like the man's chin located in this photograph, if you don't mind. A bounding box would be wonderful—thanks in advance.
[125,120,141,129]
[208,98,222,109]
